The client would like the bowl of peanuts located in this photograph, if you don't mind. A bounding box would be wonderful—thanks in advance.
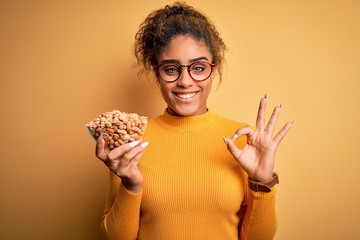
[86,110,148,150]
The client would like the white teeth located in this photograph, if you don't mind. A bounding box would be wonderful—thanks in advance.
[176,93,196,99]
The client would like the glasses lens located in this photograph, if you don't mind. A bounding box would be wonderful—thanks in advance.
[157,62,213,82]
[158,64,180,82]
[189,62,212,81]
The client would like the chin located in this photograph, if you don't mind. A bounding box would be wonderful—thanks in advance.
[169,105,206,117]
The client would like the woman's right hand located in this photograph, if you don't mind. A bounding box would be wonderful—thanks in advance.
[96,135,149,193]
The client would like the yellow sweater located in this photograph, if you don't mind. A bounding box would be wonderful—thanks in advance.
[101,110,277,240]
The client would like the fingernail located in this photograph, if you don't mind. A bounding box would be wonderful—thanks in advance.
[231,133,239,141]
[279,104,282,108]
[97,134,103,142]
[129,140,140,148]
[141,142,149,148]
[264,93,268,99]
[222,135,228,144]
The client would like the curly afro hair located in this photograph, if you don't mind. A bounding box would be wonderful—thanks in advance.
[134,1,227,82]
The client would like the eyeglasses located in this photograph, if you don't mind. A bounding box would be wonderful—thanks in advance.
[155,61,215,82]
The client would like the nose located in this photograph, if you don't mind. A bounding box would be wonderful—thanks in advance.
[177,67,193,88]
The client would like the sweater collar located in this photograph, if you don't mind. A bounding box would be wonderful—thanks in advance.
[156,109,220,132]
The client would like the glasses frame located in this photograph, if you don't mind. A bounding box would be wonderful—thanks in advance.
[155,61,216,83]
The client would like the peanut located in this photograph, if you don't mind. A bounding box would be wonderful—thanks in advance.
[86,110,148,149]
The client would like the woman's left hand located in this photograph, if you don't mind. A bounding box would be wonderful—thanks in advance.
[223,95,293,182]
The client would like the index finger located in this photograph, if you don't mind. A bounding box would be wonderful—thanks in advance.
[107,140,141,161]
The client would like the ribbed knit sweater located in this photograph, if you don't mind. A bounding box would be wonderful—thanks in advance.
[100,110,277,240]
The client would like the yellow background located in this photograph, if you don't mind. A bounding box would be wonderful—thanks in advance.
[1,0,359,239]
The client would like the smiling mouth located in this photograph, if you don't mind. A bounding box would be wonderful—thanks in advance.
[175,92,197,99]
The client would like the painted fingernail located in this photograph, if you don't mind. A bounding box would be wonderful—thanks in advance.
[128,140,140,148]
[141,142,149,148]
[264,93,268,99]
[231,133,239,141]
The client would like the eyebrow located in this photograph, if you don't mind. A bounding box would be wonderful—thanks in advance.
[159,57,210,65]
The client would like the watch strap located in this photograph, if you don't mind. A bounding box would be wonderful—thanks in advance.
[248,172,279,193]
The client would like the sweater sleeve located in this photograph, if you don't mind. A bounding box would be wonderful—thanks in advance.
[238,184,277,240]
[100,171,142,240]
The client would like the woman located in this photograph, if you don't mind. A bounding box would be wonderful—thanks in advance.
[96,2,293,239]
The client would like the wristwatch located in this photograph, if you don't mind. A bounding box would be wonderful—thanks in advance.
[248,172,279,193]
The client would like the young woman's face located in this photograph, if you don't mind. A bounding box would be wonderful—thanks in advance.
[156,35,215,116]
